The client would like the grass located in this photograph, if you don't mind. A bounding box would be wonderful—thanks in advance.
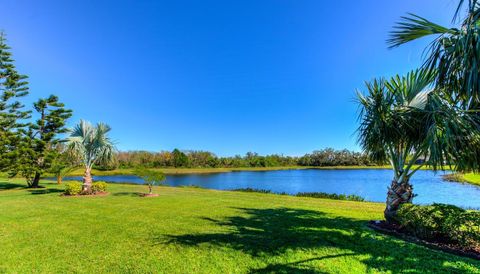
[462,173,480,186]
[443,173,480,187]
[0,178,479,273]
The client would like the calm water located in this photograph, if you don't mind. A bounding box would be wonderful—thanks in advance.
[61,169,480,208]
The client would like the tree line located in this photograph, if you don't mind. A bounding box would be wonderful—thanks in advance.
[108,148,374,169]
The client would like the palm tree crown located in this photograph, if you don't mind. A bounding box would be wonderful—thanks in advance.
[67,120,116,190]
[357,69,480,221]
[388,0,480,109]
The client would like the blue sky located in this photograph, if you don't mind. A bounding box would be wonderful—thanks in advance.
[2,0,456,156]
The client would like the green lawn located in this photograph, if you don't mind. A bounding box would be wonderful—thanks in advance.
[443,172,480,187]
[459,173,480,186]
[0,179,478,273]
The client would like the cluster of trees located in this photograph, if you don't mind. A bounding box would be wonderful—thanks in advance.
[0,32,72,188]
[298,149,372,167]
[358,0,480,222]
[112,148,373,169]
[0,32,116,191]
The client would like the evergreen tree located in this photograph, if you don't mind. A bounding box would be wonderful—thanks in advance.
[0,32,30,169]
[12,95,72,187]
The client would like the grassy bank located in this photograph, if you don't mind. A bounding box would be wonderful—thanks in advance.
[0,179,478,273]
[444,172,480,187]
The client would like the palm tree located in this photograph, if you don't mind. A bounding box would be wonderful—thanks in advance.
[388,0,480,110]
[67,120,116,192]
[357,69,480,222]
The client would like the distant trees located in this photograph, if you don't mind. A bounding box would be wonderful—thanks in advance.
[67,120,116,192]
[114,148,372,169]
[298,148,373,167]
[172,149,188,167]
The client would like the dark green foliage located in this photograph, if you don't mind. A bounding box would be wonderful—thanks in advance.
[178,185,204,189]
[296,192,365,202]
[232,188,275,194]
[64,181,82,195]
[12,95,72,187]
[298,148,374,166]
[232,188,365,202]
[172,149,188,167]
[396,203,480,248]
[0,32,30,170]
[91,181,107,193]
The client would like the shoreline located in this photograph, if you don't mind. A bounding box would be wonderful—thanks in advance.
[67,165,393,176]
[443,173,480,187]
[64,164,452,177]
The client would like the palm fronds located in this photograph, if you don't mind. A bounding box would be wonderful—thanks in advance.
[67,120,117,169]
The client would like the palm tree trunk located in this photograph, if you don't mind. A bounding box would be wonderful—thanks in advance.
[57,175,62,185]
[82,167,93,192]
[384,179,414,223]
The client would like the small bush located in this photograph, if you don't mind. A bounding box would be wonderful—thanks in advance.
[65,182,82,195]
[296,192,365,201]
[232,188,273,194]
[179,185,205,189]
[231,188,365,201]
[91,181,107,193]
[396,203,480,248]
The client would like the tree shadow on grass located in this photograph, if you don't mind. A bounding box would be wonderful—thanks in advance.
[28,188,64,195]
[250,254,354,274]
[0,182,26,190]
[160,207,480,273]
[112,192,143,197]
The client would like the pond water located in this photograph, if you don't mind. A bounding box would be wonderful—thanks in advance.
[61,169,480,208]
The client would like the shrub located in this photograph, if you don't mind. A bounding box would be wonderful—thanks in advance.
[296,192,365,202]
[232,188,273,194]
[231,189,365,201]
[91,181,107,193]
[396,203,480,248]
[65,182,82,195]
[179,185,204,189]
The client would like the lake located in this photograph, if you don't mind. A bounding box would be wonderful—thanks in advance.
[61,169,480,208]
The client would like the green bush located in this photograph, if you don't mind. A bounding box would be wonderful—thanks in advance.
[91,181,107,193]
[232,188,274,194]
[396,203,480,248]
[65,182,82,195]
[296,192,365,202]
[231,189,365,201]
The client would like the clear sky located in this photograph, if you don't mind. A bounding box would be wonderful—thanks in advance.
[1,0,457,156]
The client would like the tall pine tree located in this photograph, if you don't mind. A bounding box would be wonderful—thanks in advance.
[0,32,30,170]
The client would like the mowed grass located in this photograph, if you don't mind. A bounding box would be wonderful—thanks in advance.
[0,179,479,273]
[459,173,480,186]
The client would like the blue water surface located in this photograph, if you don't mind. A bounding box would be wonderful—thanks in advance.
[61,169,480,208]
